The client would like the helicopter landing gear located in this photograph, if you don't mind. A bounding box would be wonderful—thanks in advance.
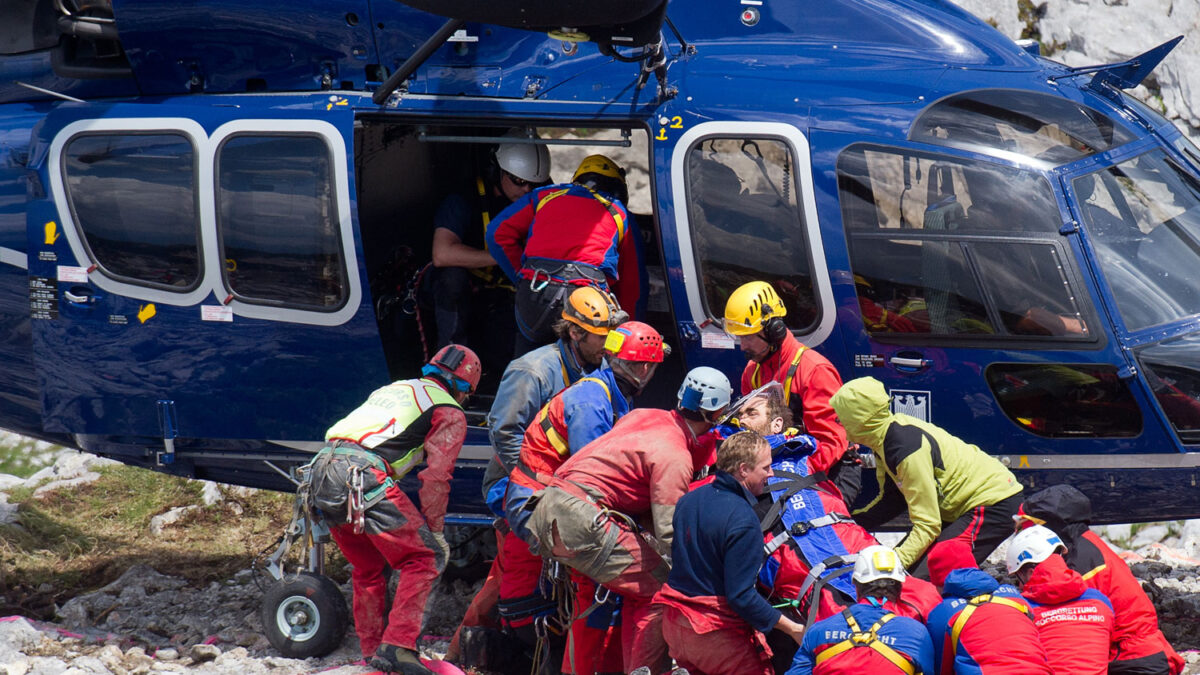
[260,571,349,659]
[258,485,349,658]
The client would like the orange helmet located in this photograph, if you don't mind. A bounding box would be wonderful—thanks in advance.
[424,344,481,393]
[562,286,626,335]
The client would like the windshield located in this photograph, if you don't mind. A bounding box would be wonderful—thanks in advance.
[1074,149,1200,331]
[911,89,1136,167]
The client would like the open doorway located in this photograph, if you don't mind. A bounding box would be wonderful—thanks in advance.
[353,119,682,419]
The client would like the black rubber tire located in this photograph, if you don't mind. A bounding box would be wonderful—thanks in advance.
[260,572,349,658]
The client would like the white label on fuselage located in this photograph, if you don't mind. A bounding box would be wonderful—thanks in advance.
[201,305,234,322]
[701,332,737,350]
[57,265,88,283]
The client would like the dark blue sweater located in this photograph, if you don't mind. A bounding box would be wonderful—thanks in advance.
[667,471,781,632]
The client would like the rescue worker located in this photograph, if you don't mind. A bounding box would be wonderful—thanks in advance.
[829,376,1024,571]
[924,539,1051,674]
[1014,485,1184,675]
[787,545,936,675]
[526,366,733,673]
[502,320,668,675]
[656,431,807,675]
[487,154,644,354]
[482,285,626,513]
[1009,525,1117,675]
[725,388,940,671]
[450,286,624,669]
[308,344,479,675]
[722,281,858,503]
[430,134,551,389]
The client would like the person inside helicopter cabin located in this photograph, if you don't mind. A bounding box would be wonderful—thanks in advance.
[487,154,645,356]
[428,131,552,390]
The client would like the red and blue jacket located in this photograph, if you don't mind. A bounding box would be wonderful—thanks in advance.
[788,599,936,675]
[504,365,630,539]
[1022,554,1116,675]
[925,567,1051,675]
[486,182,643,313]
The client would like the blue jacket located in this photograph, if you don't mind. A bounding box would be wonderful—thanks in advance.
[789,601,935,675]
[482,340,590,497]
[667,471,781,633]
[559,365,631,454]
[925,568,1045,675]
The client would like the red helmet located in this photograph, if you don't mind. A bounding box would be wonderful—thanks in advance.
[604,321,668,362]
[425,344,481,393]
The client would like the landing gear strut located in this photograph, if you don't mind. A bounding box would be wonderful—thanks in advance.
[258,486,349,658]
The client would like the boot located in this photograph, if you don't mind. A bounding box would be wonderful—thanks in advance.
[369,643,434,675]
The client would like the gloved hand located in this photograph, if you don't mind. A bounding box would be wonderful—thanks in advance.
[431,530,450,572]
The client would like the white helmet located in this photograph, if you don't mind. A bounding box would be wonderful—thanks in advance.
[677,366,732,412]
[496,133,551,183]
[853,545,906,584]
[1006,525,1067,574]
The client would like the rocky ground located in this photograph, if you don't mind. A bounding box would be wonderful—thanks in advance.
[1,449,1198,674]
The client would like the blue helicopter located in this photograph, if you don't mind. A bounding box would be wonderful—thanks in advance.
[1,0,1199,532]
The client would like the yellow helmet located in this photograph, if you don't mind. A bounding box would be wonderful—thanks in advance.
[562,286,626,335]
[723,281,787,336]
[572,154,624,183]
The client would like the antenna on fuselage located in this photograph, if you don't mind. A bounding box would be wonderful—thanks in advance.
[15,81,86,103]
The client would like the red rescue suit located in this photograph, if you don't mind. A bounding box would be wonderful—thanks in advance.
[528,408,708,672]
[322,379,466,658]
[502,372,629,675]
[740,332,847,475]
[1073,530,1184,674]
[1022,554,1117,675]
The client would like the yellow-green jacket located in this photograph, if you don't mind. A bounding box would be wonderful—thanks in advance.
[830,377,1021,568]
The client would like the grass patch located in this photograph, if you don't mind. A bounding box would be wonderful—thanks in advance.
[0,464,305,619]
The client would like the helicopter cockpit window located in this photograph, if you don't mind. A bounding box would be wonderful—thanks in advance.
[910,89,1136,166]
[838,144,1092,339]
[216,134,347,311]
[62,134,201,291]
[1074,149,1200,331]
[685,137,817,332]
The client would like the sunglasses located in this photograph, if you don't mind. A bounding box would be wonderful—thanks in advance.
[503,171,533,188]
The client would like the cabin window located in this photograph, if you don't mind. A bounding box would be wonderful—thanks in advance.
[1073,150,1200,331]
[838,144,1092,339]
[684,137,818,332]
[985,363,1141,438]
[216,134,347,310]
[1136,334,1200,444]
[62,133,201,290]
[910,89,1136,166]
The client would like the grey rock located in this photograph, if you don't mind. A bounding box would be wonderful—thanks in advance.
[63,656,110,675]
[187,645,220,664]
[1132,524,1170,549]
[0,617,45,652]
[148,506,198,536]
[152,649,178,661]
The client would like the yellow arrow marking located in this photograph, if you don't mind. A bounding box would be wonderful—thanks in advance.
[1018,455,1030,468]
[138,303,156,324]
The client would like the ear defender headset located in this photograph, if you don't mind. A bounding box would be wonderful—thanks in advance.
[761,302,789,345]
